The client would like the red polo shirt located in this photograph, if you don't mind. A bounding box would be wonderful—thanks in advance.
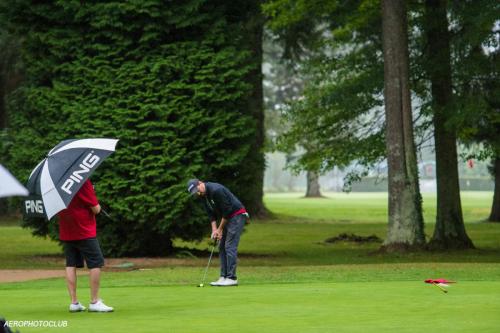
[58,180,99,241]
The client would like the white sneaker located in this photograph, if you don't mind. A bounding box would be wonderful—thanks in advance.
[210,277,226,286]
[88,300,114,312]
[219,278,238,286]
[69,302,86,312]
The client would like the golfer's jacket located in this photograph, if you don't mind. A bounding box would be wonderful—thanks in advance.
[203,182,244,222]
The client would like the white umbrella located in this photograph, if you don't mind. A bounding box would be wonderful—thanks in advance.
[0,164,29,198]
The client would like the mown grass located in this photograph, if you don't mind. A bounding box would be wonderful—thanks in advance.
[265,191,493,223]
[1,191,500,332]
[0,226,61,269]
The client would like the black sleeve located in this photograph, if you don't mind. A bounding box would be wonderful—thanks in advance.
[213,188,233,218]
[203,198,216,222]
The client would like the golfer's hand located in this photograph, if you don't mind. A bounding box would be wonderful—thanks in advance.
[214,229,223,240]
[210,231,218,240]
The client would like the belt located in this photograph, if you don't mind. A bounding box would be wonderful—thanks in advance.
[228,208,247,219]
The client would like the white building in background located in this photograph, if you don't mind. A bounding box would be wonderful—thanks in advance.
[264,152,493,193]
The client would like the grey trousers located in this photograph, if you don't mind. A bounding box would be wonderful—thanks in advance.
[219,214,246,279]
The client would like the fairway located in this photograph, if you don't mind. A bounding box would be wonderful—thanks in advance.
[264,191,494,224]
[1,192,500,332]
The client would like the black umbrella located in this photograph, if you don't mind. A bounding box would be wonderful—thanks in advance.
[25,138,118,219]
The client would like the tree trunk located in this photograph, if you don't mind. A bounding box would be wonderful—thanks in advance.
[0,77,6,215]
[238,0,268,218]
[424,0,474,249]
[380,0,425,251]
[0,76,5,129]
[489,157,500,222]
[305,170,322,197]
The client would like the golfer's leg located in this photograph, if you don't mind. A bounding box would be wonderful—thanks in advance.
[65,267,78,304]
[219,231,228,277]
[89,268,101,303]
[80,238,105,303]
[64,241,83,304]
[225,215,246,279]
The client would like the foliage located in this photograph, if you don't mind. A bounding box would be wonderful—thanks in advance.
[263,0,499,181]
[263,0,498,249]
[452,4,499,157]
[263,0,387,185]
[262,30,302,151]
[411,0,499,157]
[0,0,259,256]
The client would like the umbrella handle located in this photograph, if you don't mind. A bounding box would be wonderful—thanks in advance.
[101,208,115,222]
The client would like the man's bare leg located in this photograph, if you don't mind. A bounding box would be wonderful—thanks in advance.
[89,268,101,303]
[65,267,78,304]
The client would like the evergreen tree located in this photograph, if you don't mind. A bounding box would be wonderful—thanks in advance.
[225,0,268,217]
[1,0,263,256]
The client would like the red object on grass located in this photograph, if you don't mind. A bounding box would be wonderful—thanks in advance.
[424,278,456,284]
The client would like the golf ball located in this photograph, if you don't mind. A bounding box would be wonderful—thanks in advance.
[199,283,204,287]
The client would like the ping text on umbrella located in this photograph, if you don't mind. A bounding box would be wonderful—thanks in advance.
[60,152,100,195]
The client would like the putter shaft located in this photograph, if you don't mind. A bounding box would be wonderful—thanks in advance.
[200,241,218,285]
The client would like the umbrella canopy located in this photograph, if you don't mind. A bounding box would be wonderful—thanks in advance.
[0,164,29,198]
[26,138,118,219]
[424,278,456,284]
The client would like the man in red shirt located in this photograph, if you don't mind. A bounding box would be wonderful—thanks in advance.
[58,179,113,312]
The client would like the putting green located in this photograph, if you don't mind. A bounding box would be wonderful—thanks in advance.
[1,279,500,332]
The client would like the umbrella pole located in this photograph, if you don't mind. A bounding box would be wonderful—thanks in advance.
[432,282,448,293]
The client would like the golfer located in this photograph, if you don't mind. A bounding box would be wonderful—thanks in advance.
[187,179,248,286]
[57,179,113,312]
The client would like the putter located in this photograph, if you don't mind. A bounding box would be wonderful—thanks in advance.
[198,239,218,287]
[432,282,448,293]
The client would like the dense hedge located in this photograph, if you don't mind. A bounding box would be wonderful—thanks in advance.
[1,0,260,256]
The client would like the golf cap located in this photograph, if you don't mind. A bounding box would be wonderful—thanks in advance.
[187,179,199,196]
